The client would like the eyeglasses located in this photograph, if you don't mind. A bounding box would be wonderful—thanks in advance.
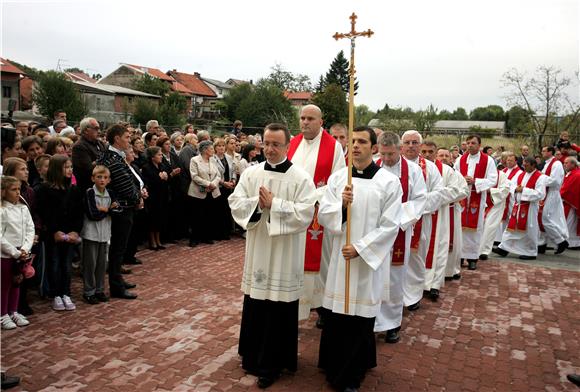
[263,142,286,149]
[88,126,101,130]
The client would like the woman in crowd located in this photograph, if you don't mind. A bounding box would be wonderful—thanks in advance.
[144,132,158,148]
[33,155,51,190]
[170,132,185,156]
[187,141,221,247]
[157,137,184,242]
[44,138,66,156]
[131,136,147,169]
[238,143,257,175]
[35,155,83,312]
[212,138,236,240]
[141,146,169,251]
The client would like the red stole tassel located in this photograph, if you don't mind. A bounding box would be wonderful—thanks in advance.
[459,152,489,230]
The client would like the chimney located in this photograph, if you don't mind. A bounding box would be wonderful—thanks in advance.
[194,72,201,77]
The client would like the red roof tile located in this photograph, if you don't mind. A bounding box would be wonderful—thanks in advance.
[171,80,193,95]
[0,58,25,75]
[66,72,97,83]
[284,91,313,101]
[123,63,174,82]
[167,70,217,97]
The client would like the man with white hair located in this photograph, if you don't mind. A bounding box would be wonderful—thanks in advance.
[400,130,443,311]
[145,120,161,136]
[453,134,498,270]
[560,156,580,249]
[71,117,106,192]
[374,131,426,343]
[288,104,345,325]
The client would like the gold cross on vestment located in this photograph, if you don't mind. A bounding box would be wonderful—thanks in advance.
[394,248,404,258]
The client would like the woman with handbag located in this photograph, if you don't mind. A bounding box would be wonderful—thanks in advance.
[187,140,221,247]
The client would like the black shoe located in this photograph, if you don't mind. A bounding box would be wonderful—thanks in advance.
[124,282,137,289]
[460,258,466,268]
[519,255,537,260]
[555,240,569,255]
[343,388,358,392]
[94,292,109,302]
[257,376,276,389]
[201,240,214,245]
[110,290,137,300]
[453,273,461,280]
[479,254,488,261]
[407,301,420,311]
[18,304,33,316]
[492,247,508,257]
[537,244,547,254]
[385,328,400,343]
[83,294,100,304]
[157,245,166,250]
[148,246,159,251]
[567,374,580,387]
[125,258,143,265]
[189,240,199,247]
[444,276,453,281]
[569,246,580,250]
[468,260,477,270]
[316,314,325,329]
[429,289,440,301]
[1,372,20,390]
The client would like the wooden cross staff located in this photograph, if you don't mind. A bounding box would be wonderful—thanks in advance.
[333,12,374,314]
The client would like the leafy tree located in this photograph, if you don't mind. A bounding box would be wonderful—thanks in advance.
[233,80,296,127]
[312,84,348,128]
[438,109,453,120]
[315,75,326,93]
[414,104,439,133]
[451,107,469,120]
[502,66,580,150]
[355,104,375,127]
[267,63,295,91]
[32,70,87,122]
[505,105,532,136]
[223,83,253,121]
[293,74,312,91]
[6,59,42,79]
[469,105,505,121]
[132,74,170,97]
[64,67,86,74]
[325,50,358,96]
[132,98,158,127]
[158,92,188,126]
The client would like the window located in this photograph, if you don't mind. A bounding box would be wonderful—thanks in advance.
[2,86,12,98]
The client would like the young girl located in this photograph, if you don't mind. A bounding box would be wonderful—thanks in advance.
[1,176,35,329]
[36,155,83,311]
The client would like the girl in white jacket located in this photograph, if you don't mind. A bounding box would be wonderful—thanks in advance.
[1,176,35,330]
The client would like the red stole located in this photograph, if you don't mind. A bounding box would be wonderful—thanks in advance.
[501,167,522,221]
[392,158,409,266]
[410,156,428,251]
[538,158,557,232]
[507,170,542,232]
[287,130,335,272]
[561,168,580,236]
[425,160,443,269]
[459,152,489,230]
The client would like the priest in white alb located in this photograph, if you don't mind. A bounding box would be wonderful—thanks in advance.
[374,131,427,344]
[228,123,316,389]
[561,156,580,249]
[493,152,522,245]
[288,104,346,324]
[401,130,443,311]
[421,140,469,301]
[478,165,510,260]
[493,157,546,260]
[318,127,402,392]
[453,134,498,270]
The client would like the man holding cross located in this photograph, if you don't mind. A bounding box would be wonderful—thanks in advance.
[318,126,403,392]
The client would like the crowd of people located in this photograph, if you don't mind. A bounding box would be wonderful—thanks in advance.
[0,105,579,391]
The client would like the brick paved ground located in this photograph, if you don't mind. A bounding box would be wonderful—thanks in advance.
[1,238,579,391]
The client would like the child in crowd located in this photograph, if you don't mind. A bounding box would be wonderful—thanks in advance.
[1,176,35,329]
[81,166,117,304]
[34,154,51,188]
[35,155,83,311]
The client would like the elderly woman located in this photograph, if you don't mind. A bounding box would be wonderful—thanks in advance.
[141,146,170,251]
[187,140,221,247]
[157,136,184,242]
[212,138,236,240]
[170,132,185,156]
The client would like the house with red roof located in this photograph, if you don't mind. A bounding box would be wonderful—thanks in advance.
[0,58,26,112]
[284,91,313,111]
[167,70,218,119]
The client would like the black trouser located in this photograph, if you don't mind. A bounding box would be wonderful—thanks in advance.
[109,208,134,294]
[124,209,145,263]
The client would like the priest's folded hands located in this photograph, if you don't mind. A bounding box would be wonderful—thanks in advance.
[259,186,273,209]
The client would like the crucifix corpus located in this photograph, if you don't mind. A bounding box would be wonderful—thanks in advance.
[333,12,374,314]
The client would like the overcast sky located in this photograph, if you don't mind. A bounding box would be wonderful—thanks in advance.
[2,0,578,112]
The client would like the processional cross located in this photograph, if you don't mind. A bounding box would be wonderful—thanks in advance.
[333,13,373,314]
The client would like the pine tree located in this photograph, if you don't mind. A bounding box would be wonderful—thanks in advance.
[315,75,326,93]
[325,50,358,96]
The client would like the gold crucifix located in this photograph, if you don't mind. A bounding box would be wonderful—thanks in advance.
[333,12,373,315]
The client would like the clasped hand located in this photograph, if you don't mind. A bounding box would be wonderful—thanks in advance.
[342,184,353,208]
[258,186,273,209]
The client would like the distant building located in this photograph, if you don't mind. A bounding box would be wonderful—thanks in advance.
[226,78,251,87]
[284,91,313,112]
[200,76,232,99]
[0,58,25,112]
[432,120,506,134]
[167,70,218,119]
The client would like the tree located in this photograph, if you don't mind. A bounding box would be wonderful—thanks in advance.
[132,98,159,127]
[7,59,42,79]
[132,74,170,97]
[92,73,102,81]
[502,66,580,150]
[32,70,87,122]
[64,67,86,74]
[293,74,312,91]
[158,92,188,126]
[451,107,469,120]
[325,50,358,96]
[505,105,532,136]
[312,84,348,128]
[469,105,505,121]
[315,75,326,93]
[438,109,453,120]
[223,82,254,121]
[414,104,439,133]
[232,80,296,127]
[355,104,375,127]
[266,63,295,91]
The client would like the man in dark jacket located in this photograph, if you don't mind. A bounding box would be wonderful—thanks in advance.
[72,117,107,192]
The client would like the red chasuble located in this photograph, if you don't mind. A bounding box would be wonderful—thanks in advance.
[392,158,409,266]
[410,156,428,251]
[287,130,335,272]
[501,167,522,221]
[459,152,489,230]
[425,160,443,269]
[507,170,542,232]
[561,168,580,236]
[537,158,557,232]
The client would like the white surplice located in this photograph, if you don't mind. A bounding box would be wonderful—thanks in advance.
[538,157,569,246]
[565,207,580,247]
[425,163,469,291]
[479,170,511,255]
[453,152,498,259]
[290,130,346,319]
[402,157,443,306]
[498,171,546,257]
[318,166,403,318]
[374,157,427,332]
[445,169,470,278]
[228,161,316,302]
[495,166,522,242]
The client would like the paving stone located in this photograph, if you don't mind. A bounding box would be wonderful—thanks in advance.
[1,240,578,391]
